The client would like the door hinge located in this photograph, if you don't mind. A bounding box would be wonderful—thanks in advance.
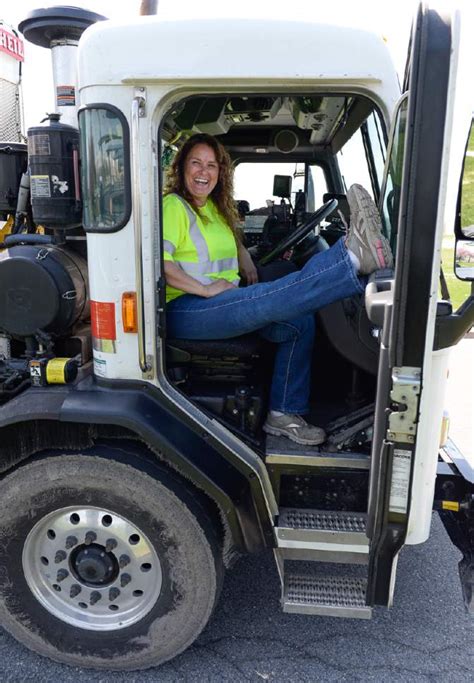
[134,87,147,117]
[387,366,421,444]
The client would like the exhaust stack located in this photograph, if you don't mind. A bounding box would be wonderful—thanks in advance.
[19,6,106,127]
[140,1,159,15]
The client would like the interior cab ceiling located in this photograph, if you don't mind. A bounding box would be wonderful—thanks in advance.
[164,95,376,154]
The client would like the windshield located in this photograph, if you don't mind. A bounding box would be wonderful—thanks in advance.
[234,162,304,211]
[234,162,327,212]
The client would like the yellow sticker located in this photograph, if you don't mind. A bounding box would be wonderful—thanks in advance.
[442,501,459,512]
[45,358,69,384]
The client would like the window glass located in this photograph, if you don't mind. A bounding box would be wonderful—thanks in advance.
[449,118,474,293]
[234,162,305,211]
[337,129,373,198]
[379,95,408,245]
[79,107,129,231]
[460,119,474,239]
[307,165,327,212]
[363,111,387,197]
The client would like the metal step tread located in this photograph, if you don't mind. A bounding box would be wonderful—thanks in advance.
[283,573,371,618]
[279,508,367,534]
[265,436,370,469]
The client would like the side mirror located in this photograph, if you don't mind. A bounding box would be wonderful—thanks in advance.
[455,239,474,281]
[454,117,474,280]
[273,174,292,199]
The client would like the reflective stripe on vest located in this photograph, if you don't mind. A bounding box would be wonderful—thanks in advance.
[171,194,239,284]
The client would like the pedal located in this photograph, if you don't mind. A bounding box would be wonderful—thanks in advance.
[283,573,371,618]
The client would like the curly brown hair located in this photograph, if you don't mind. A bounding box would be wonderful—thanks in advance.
[163,133,240,240]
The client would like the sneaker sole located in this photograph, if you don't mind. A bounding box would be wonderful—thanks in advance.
[263,424,326,446]
[347,185,393,271]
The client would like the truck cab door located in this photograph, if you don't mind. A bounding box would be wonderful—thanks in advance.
[365,2,469,606]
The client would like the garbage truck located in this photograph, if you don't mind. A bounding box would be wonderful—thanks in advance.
[0,2,472,671]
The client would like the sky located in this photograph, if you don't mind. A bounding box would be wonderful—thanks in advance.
[4,0,425,130]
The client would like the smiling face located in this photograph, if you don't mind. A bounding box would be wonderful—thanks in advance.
[183,143,219,206]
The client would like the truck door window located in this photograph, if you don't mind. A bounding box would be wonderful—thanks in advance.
[78,105,131,232]
[379,95,409,246]
[362,112,387,198]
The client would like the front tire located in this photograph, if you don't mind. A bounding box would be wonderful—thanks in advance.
[0,451,223,670]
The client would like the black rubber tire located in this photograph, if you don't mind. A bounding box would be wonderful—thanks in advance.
[0,452,224,671]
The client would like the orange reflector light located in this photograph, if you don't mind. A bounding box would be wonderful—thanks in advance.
[439,410,450,448]
[122,292,138,333]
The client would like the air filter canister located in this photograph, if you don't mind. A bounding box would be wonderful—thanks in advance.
[28,113,82,229]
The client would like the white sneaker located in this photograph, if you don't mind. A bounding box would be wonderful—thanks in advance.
[263,413,326,446]
[346,184,394,274]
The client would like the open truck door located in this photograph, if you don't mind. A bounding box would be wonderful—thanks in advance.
[365,3,474,607]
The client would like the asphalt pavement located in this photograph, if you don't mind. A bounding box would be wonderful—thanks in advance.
[1,514,473,682]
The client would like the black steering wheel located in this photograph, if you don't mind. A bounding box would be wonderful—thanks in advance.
[257,199,338,266]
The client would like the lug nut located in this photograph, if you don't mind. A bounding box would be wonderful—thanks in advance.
[90,591,102,605]
[70,584,81,598]
[120,573,131,587]
[65,535,78,549]
[109,587,120,601]
[54,550,67,564]
[57,569,69,582]
[119,554,130,568]
[84,531,97,545]
[105,538,117,553]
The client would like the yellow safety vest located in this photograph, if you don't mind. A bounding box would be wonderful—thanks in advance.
[163,194,239,302]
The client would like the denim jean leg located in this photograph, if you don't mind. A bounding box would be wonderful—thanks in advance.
[166,238,364,339]
[259,315,315,414]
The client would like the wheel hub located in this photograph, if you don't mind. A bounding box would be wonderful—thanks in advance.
[70,543,119,586]
[22,506,162,631]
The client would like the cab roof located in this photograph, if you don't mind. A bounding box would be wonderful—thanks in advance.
[78,15,400,115]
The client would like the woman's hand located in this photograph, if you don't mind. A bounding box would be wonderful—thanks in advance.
[238,244,258,285]
[203,279,237,298]
[164,262,236,299]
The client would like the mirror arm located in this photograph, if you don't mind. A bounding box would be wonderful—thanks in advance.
[433,295,474,350]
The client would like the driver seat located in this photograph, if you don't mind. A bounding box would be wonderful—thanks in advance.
[166,334,267,437]
[166,333,264,364]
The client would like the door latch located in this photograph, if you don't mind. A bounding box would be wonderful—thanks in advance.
[387,366,421,444]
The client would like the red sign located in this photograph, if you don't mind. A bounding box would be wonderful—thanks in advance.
[0,28,24,62]
[90,301,116,341]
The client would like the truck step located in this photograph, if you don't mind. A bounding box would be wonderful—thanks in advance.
[283,573,371,618]
[265,437,370,470]
[278,508,367,543]
[276,508,369,563]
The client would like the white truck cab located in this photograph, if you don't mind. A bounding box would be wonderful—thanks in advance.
[0,2,472,670]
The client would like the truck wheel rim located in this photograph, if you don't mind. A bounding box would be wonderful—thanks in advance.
[23,506,162,631]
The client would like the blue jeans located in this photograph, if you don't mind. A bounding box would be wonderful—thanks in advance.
[167,238,364,413]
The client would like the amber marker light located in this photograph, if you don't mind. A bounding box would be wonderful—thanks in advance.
[122,292,138,333]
